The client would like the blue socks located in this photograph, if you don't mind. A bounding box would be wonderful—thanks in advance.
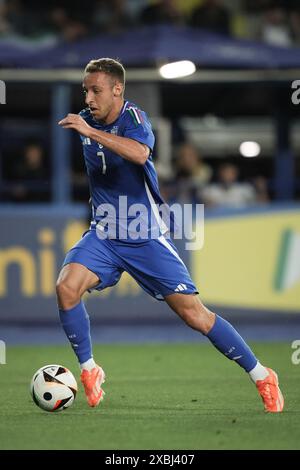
[206,315,257,372]
[59,301,92,364]
[59,304,257,374]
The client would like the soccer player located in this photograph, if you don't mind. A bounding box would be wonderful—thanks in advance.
[57,58,284,412]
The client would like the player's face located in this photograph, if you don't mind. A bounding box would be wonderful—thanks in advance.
[82,72,123,123]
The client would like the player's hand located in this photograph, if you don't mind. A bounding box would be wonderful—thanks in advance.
[58,114,92,137]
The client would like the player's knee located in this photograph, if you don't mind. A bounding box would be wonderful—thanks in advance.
[56,278,80,309]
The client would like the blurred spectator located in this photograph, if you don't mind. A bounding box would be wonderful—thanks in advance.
[189,0,232,36]
[252,175,270,203]
[126,0,149,23]
[140,0,183,26]
[165,142,212,204]
[260,6,292,47]
[48,7,87,42]
[4,140,50,202]
[175,0,203,18]
[290,8,300,45]
[201,162,257,208]
[2,0,45,38]
[242,0,270,13]
[91,0,133,34]
[0,0,11,35]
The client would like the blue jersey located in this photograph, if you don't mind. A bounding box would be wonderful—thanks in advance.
[63,102,198,301]
[79,101,170,241]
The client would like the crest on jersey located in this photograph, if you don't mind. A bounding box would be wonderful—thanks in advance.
[110,126,118,135]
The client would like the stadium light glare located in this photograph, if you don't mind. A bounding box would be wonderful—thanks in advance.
[159,61,196,79]
[239,141,261,158]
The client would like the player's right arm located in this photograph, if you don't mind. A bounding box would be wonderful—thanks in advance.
[58,113,150,165]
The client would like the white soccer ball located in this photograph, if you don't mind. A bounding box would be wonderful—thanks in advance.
[30,364,77,412]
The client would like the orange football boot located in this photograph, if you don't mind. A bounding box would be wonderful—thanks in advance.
[256,367,284,413]
[80,365,105,407]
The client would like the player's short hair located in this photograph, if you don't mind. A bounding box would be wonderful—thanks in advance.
[84,58,125,88]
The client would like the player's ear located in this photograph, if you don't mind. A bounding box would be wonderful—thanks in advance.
[113,82,123,97]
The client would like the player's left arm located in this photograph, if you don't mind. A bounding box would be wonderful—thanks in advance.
[58,113,150,165]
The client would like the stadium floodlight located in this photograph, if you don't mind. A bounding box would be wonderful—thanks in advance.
[239,141,261,158]
[159,61,196,79]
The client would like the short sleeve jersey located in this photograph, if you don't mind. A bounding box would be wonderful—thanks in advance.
[79,101,170,240]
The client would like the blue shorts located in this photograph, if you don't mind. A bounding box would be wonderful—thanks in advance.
[63,229,198,300]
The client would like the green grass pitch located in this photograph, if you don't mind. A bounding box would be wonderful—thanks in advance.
[0,342,299,450]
